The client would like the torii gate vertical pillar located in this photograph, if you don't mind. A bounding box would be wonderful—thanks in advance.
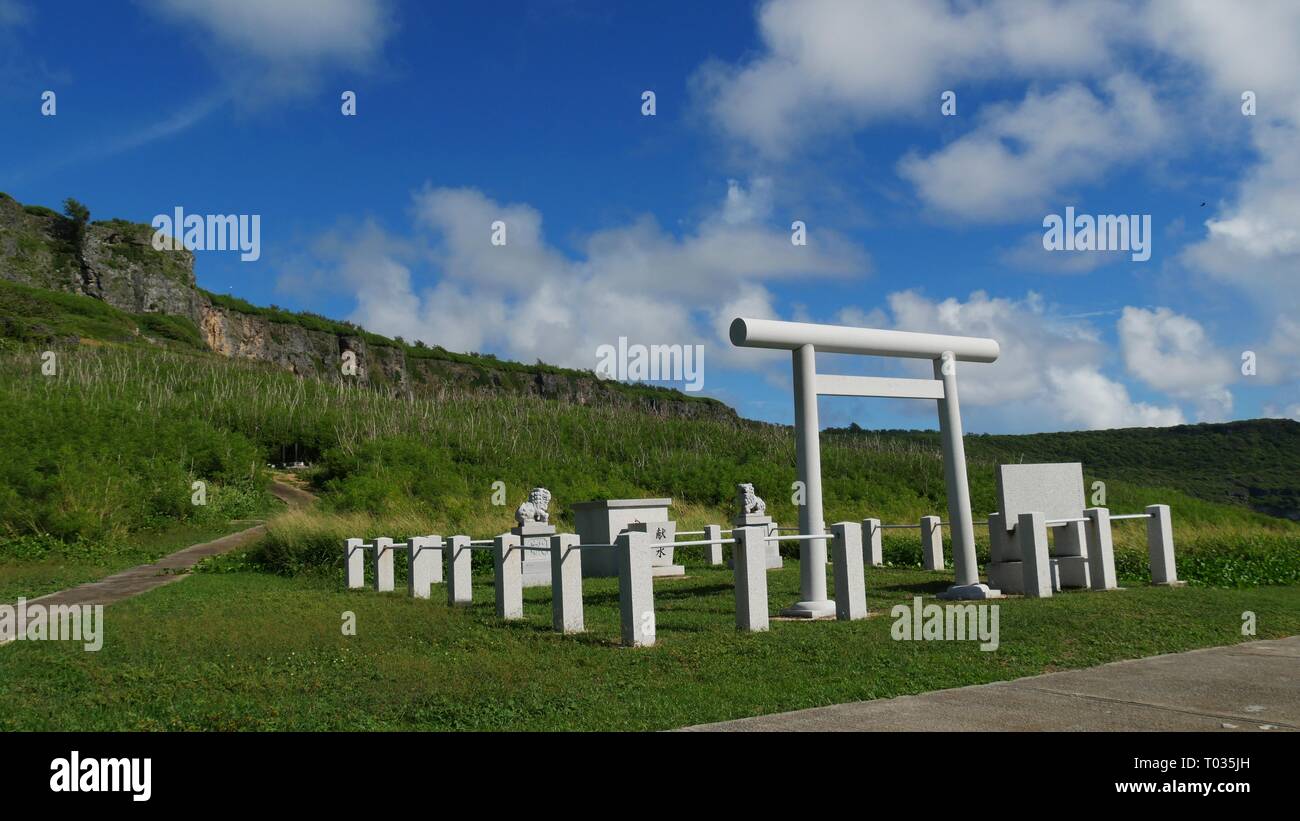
[935,352,993,598]
[785,344,836,618]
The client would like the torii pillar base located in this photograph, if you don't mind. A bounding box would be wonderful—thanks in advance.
[938,582,1003,601]
[779,600,838,619]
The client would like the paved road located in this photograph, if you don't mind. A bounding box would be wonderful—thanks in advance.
[8,480,313,613]
[681,636,1300,732]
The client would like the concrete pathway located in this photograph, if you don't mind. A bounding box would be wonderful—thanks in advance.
[10,479,313,612]
[681,636,1300,732]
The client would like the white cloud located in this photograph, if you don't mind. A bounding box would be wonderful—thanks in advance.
[150,0,393,96]
[1181,126,1300,314]
[1117,307,1235,420]
[695,0,1133,156]
[1262,402,1300,422]
[1044,366,1185,430]
[1252,317,1300,386]
[1145,0,1300,122]
[719,177,774,225]
[281,179,868,382]
[413,187,571,291]
[898,75,1166,220]
[1146,2,1300,400]
[883,290,1184,431]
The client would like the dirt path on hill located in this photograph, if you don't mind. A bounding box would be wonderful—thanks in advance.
[5,478,315,615]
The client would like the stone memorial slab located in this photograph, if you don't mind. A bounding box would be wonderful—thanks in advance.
[994,463,1085,530]
[573,498,677,577]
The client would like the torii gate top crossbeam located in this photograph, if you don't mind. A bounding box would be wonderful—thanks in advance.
[729,317,1000,363]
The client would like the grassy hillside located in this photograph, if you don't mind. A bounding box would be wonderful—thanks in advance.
[0,278,205,350]
[827,421,1300,520]
[1,341,1296,589]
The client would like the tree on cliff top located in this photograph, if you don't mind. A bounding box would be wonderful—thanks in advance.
[63,198,92,288]
[62,198,89,256]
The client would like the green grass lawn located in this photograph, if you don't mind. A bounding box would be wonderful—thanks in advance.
[2,555,1296,731]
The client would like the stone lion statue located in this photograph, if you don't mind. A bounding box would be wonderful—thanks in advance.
[515,487,552,526]
[736,483,766,516]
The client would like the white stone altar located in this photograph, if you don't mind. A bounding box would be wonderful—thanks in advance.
[573,498,683,578]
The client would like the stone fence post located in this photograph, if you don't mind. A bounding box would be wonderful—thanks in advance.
[1145,504,1179,585]
[617,530,655,647]
[493,533,523,620]
[732,525,769,632]
[1017,512,1052,598]
[550,533,583,634]
[861,518,883,567]
[921,515,944,570]
[408,535,443,599]
[447,535,473,606]
[704,524,724,566]
[1082,508,1117,590]
[374,537,396,592]
[830,522,867,621]
[344,538,366,589]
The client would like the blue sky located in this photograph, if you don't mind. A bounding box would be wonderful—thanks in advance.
[2,0,1297,434]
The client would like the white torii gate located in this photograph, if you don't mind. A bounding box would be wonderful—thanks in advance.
[730,317,1002,613]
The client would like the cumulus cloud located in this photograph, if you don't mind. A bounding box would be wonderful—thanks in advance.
[1143,1,1300,395]
[1164,0,1300,312]
[694,0,1134,156]
[898,75,1167,220]
[1117,307,1235,420]
[692,1,1299,422]
[279,179,868,380]
[1043,366,1185,430]
[883,290,1184,431]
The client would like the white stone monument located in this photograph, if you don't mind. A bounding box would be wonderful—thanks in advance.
[572,498,682,577]
[512,487,556,587]
[730,316,1002,610]
[988,462,1094,596]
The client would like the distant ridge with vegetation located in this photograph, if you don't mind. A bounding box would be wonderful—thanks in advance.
[826,420,1300,521]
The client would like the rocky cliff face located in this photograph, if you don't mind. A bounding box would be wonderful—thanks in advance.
[0,194,200,317]
[0,193,733,419]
